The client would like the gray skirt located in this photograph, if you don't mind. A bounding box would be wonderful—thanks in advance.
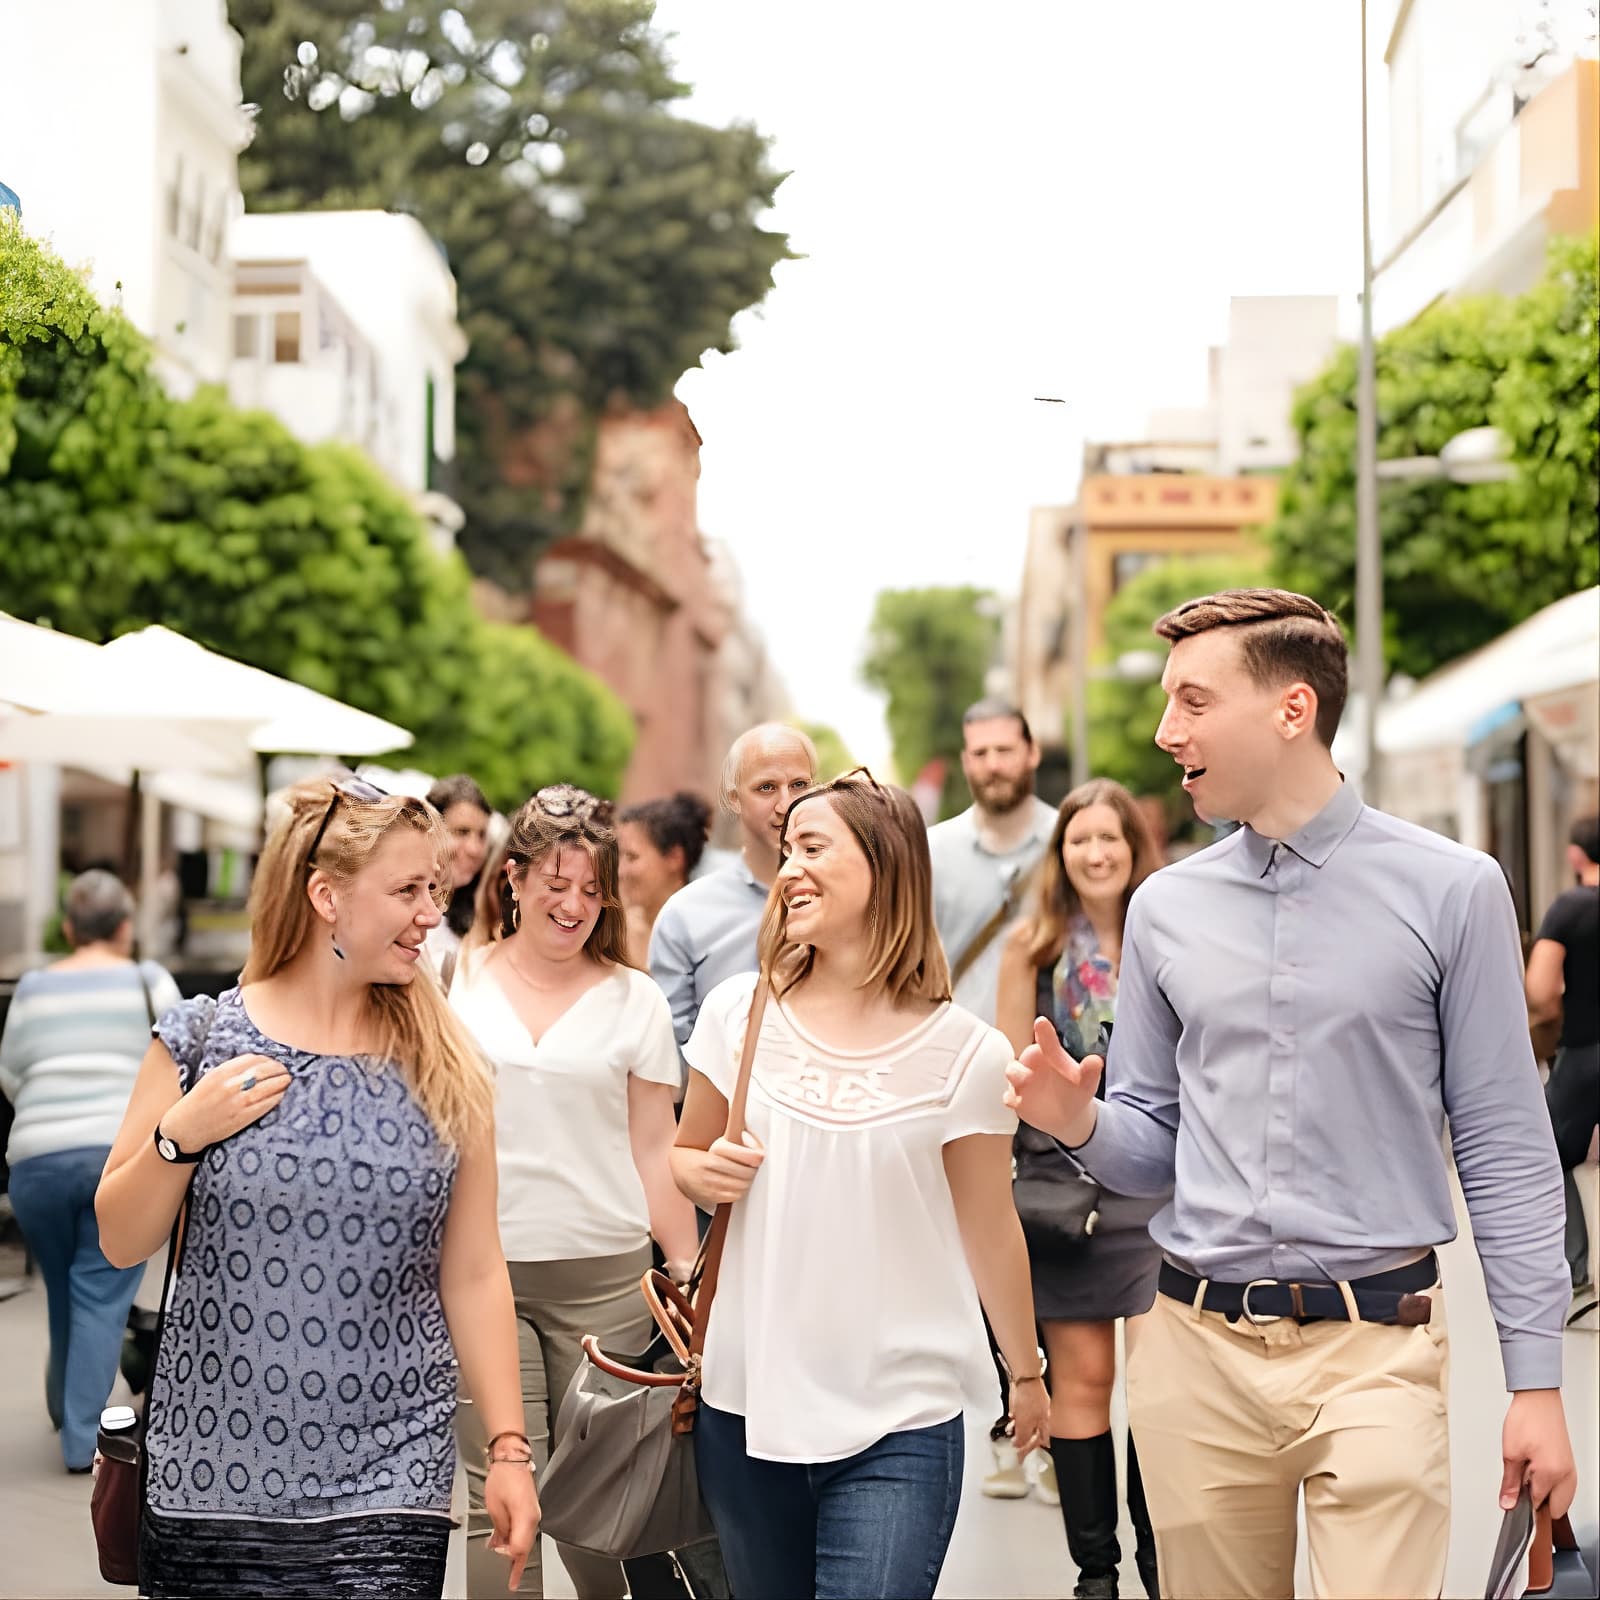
[1019,1140,1164,1323]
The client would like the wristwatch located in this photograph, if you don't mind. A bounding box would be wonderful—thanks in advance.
[153,1122,204,1164]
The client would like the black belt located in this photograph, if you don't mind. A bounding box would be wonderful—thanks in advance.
[1158,1251,1437,1327]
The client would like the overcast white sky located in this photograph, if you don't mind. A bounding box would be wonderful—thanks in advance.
[654,2,1366,767]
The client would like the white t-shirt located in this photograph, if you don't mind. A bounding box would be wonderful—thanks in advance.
[450,953,682,1261]
[684,971,1017,1463]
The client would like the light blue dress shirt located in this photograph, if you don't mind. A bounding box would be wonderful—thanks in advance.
[1072,780,1568,1391]
[649,860,770,1050]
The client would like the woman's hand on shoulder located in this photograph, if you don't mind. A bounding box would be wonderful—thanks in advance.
[159,1053,291,1152]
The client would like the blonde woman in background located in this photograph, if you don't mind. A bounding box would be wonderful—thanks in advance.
[95,776,538,1598]
[449,785,699,1600]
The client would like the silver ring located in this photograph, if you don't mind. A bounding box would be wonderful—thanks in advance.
[238,1072,257,1094]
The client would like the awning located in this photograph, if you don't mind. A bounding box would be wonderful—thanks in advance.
[1378,588,1599,757]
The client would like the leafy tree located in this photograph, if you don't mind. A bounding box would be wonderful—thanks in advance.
[230,0,793,589]
[795,721,854,783]
[1085,551,1269,820]
[1269,232,1598,680]
[0,214,631,808]
[861,586,999,820]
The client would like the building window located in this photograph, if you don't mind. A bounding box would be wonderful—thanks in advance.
[166,154,184,236]
[424,375,436,490]
[233,315,258,359]
[272,311,301,363]
[186,174,206,253]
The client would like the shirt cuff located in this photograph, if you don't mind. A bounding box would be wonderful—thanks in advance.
[1500,1334,1563,1393]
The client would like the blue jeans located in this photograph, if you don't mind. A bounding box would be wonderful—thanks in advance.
[8,1146,144,1469]
[694,1403,964,1600]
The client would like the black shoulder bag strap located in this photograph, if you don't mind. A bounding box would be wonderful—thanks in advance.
[136,999,215,1498]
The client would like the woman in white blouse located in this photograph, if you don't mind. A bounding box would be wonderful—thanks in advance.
[671,772,1047,1600]
[449,786,699,1600]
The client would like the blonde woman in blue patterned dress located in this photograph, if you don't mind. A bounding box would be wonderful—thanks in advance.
[97,777,539,1597]
[997,778,1166,1600]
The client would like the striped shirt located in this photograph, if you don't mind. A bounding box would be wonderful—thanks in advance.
[0,960,182,1163]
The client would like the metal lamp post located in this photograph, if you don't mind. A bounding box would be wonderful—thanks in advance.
[1356,0,1383,808]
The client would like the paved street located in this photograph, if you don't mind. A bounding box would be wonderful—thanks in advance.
[2,1168,1594,1599]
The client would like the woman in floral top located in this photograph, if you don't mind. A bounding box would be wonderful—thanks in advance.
[997,779,1165,1600]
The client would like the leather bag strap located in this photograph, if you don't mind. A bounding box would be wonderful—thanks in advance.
[691,974,769,1354]
[950,856,1045,988]
[668,974,770,1431]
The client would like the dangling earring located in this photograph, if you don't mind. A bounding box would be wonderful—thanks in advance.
[511,897,521,932]
[331,928,346,961]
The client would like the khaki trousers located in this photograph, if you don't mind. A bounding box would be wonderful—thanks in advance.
[1126,1279,1451,1599]
[456,1245,655,1600]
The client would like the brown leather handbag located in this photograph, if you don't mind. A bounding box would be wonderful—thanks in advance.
[538,976,769,1560]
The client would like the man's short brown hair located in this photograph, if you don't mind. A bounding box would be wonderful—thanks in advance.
[1154,588,1349,747]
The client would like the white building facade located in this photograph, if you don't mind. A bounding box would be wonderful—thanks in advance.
[1370,0,1598,329]
[0,0,249,395]
[228,212,468,539]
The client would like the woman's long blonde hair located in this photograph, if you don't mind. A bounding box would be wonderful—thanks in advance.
[241,778,494,1148]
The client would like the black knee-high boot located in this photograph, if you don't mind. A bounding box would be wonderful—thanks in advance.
[1050,1432,1122,1599]
[1126,1433,1159,1597]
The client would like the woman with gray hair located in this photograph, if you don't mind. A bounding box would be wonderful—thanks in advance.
[0,870,181,1471]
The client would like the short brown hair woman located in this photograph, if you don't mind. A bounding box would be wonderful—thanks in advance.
[670,772,1046,1599]
[96,777,538,1598]
[996,777,1164,1599]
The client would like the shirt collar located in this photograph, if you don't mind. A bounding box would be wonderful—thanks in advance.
[965,798,1056,858]
[1241,779,1365,876]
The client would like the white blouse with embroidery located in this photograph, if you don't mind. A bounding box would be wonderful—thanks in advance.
[683,970,1017,1462]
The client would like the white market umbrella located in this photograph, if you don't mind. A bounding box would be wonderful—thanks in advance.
[0,612,107,711]
[91,627,416,758]
[0,622,414,955]
[0,708,252,773]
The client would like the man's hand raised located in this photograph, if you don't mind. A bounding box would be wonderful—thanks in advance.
[1003,1017,1104,1148]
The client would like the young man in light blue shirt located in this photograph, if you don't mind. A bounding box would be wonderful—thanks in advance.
[1008,588,1575,1599]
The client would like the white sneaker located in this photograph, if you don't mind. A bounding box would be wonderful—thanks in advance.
[1028,1450,1061,1506]
[981,1439,1030,1499]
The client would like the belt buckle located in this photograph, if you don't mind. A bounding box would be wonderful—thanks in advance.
[1240,1278,1283,1325]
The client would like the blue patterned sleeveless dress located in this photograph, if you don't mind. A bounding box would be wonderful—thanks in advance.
[139,990,460,1598]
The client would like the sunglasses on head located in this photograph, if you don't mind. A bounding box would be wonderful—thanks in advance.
[533,785,615,829]
[305,775,392,869]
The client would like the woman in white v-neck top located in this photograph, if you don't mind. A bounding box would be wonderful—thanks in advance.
[671,773,1048,1600]
[447,786,699,1600]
